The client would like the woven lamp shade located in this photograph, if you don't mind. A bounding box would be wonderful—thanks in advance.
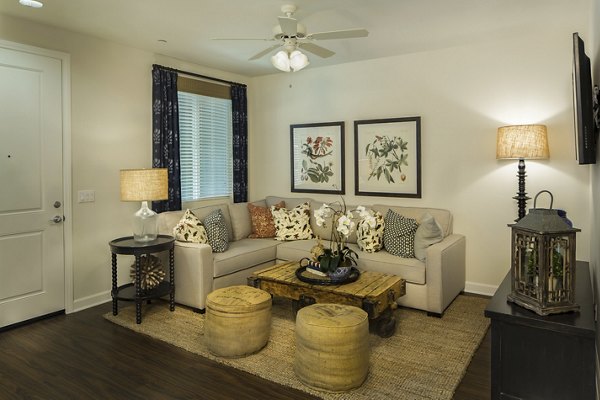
[120,169,168,201]
[496,125,549,160]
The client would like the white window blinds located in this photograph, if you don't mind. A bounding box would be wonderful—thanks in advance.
[178,91,232,202]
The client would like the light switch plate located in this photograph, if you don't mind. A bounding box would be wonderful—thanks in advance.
[78,190,95,203]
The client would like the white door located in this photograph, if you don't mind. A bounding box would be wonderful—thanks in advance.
[0,44,65,328]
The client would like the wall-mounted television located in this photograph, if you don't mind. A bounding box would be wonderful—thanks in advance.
[572,32,599,165]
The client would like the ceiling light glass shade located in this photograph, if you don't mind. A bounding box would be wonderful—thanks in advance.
[271,51,290,72]
[289,50,309,72]
[19,0,43,8]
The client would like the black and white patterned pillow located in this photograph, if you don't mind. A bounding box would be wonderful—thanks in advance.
[202,209,230,252]
[173,209,209,243]
[271,202,314,241]
[383,209,418,258]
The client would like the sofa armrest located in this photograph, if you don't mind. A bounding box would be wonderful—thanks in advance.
[173,241,214,311]
[424,234,466,315]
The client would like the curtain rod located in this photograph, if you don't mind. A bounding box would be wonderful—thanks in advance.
[153,64,246,88]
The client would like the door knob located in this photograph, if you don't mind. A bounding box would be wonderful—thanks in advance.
[51,215,64,223]
[54,201,62,208]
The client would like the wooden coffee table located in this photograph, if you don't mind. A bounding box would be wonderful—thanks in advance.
[248,261,406,337]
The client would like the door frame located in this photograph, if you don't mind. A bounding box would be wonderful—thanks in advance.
[0,39,73,314]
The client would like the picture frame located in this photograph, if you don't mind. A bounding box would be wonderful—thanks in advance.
[354,117,421,198]
[290,121,345,194]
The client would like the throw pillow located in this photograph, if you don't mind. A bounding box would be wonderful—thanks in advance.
[271,202,314,241]
[414,213,444,261]
[203,209,229,252]
[172,209,209,244]
[356,211,385,253]
[248,201,285,238]
[383,209,418,258]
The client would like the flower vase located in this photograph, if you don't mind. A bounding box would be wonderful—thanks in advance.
[327,258,353,280]
[329,266,352,280]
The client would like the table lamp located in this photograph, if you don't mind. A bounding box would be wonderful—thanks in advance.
[496,125,549,221]
[120,168,168,242]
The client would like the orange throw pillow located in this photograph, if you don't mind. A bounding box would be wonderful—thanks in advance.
[248,201,285,238]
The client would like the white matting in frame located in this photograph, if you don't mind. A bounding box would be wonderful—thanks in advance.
[354,117,421,198]
[290,121,345,194]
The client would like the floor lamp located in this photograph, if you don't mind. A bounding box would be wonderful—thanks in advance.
[496,125,549,221]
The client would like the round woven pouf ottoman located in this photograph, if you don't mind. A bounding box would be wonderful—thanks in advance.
[294,303,370,392]
[205,285,272,358]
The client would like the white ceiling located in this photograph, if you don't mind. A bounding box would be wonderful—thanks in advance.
[0,0,582,77]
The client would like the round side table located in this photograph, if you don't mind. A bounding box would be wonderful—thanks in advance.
[109,235,175,324]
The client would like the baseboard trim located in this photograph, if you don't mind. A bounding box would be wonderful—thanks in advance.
[464,281,498,297]
[72,291,111,313]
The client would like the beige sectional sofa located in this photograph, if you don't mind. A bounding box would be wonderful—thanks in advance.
[156,196,466,316]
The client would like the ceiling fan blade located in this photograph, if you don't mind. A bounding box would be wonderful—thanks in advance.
[212,38,275,41]
[307,28,369,40]
[278,16,297,36]
[299,42,335,58]
[248,44,282,61]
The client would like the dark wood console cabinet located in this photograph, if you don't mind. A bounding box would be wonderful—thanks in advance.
[485,261,596,400]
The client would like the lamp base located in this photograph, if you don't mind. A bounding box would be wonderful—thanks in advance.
[512,158,531,222]
[133,201,158,242]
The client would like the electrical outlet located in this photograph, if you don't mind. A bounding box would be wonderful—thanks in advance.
[78,190,95,203]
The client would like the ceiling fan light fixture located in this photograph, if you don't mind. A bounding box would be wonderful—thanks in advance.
[271,50,291,72]
[289,50,309,72]
[19,0,43,8]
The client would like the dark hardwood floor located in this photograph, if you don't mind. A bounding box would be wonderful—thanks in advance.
[0,300,490,400]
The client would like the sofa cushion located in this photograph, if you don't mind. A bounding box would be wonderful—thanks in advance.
[248,200,285,238]
[348,243,426,285]
[271,202,314,241]
[275,238,320,263]
[414,213,444,261]
[372,205,453,237]
[356,211,385,253]
[228,202,253,241]
[203,209,229,253]
[383,209,418,258]
[213,238,278,278]
[275,239,425,285]
[266,196,312,209]
[157,210,185,236]
[172,209,209,243]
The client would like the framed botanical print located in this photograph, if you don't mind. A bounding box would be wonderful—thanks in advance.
[354,117,421,198]
[290,121,345,194]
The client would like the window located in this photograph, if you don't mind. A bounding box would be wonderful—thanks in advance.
[178,79,232,202]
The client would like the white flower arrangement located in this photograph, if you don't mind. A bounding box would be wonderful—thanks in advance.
[313,199,376,273]
[315,203,376,238]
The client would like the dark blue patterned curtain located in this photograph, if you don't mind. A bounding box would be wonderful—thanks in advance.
[152,65,182,212]
[231,84,248,203]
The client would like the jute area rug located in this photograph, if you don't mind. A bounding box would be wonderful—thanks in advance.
[104,295,489,400]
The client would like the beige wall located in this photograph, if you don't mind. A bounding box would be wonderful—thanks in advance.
[0,14,249,310]
[0,1,593,307]
[249,9,591,293]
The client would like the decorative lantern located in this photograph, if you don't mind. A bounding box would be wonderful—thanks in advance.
[507,190,580,315]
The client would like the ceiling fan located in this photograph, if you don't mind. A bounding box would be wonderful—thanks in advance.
[212,4,368,71]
